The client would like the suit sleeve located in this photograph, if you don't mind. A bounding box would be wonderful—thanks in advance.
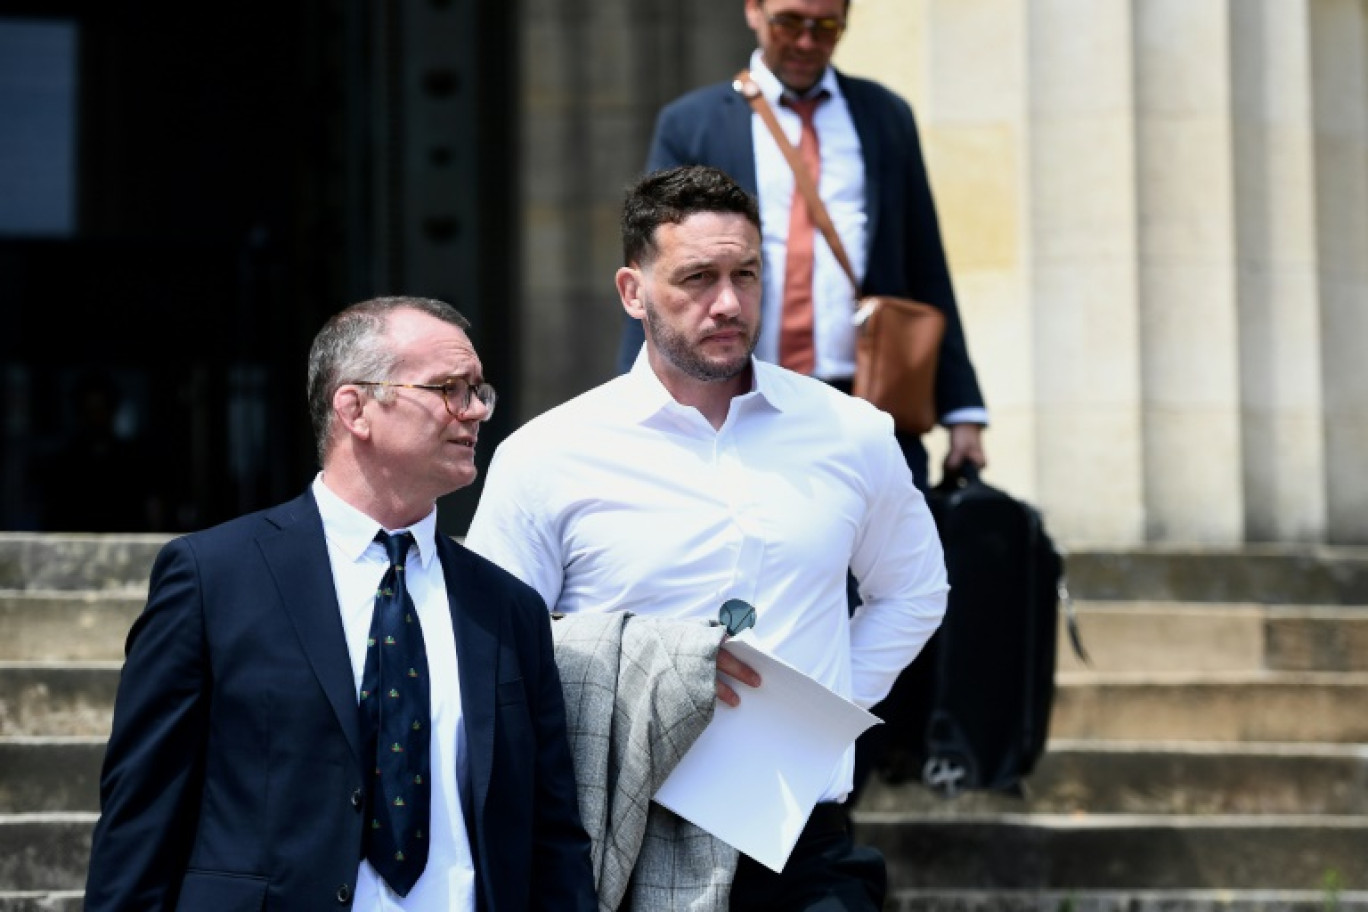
[84,538,209,911]
[522,591,598,909]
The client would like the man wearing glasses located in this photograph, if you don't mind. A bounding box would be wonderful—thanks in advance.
[616,0,989,492]
[86,297,595,911]
[468,167,947,911]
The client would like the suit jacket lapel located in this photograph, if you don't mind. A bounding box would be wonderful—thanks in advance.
[259,492,364,763]
[720,87,760,195]
[437,536,497,823]
[838,70,883,268]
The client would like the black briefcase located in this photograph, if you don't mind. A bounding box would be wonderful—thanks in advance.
[874,463,1075,796]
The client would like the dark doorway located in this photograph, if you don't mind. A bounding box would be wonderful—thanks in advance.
[0,1,516,535]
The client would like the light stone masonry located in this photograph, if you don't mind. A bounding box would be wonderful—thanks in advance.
[518,0,1368,546]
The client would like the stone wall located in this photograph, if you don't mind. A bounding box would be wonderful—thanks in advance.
[839,0,1368,546]
[517,0,753,418]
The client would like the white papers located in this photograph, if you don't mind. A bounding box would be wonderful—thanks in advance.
[652,638,881,872]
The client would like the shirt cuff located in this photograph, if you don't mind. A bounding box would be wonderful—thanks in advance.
[940,407,989,428]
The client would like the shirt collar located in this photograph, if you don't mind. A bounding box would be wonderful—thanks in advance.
[311,473,439,569]
[747,49,841,106]
[621,346,793,423]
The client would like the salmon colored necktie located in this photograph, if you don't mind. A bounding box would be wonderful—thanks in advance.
[778,91,828,375]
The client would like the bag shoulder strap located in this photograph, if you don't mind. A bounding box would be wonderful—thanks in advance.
[733,70,862,303]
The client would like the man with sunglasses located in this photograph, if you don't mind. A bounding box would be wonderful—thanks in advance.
[616,0,989,492]
[86,297,595,911]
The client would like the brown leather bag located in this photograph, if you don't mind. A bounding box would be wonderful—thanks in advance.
[851,295,944,435]
[734,71,944,435]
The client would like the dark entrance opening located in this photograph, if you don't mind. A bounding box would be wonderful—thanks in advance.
[0,1,516,535]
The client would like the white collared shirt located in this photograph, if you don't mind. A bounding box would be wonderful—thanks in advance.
[312,475,475,912]
[749,51,867,382]
[747,52,989,428]
[465,355,948,802]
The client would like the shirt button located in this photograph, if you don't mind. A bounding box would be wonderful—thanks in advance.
[350,788,364,810]
[336,883,352,904]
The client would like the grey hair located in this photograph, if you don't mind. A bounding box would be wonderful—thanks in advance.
[306,296,471,465]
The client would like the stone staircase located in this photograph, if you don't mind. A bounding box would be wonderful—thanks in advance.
[0,534,163,912]
[856,546,1368,911]
[2,534,1367,910]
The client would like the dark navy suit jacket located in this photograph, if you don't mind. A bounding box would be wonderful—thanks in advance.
[85,491,596,912]
[616,68,985,426]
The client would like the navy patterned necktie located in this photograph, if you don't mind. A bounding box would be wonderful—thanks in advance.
[358,530,431,896]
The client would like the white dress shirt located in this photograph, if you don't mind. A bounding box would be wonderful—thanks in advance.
[748,51,989,428]
[312,475,476,912]
[750,52,866,383]
[464,355,948,802]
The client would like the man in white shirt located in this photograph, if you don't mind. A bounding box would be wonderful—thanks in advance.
[466,166,947,911]
[86,296,596,911]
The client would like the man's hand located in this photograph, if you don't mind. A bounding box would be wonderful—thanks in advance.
[944,423,987,473]
[716,645,761,707]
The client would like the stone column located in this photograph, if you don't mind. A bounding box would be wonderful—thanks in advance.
[1232,0,1327,543]
[1025,0,1148,544]
[852,1,1037,497]
[1311,0,1368,544]
[1133,0,1243,542]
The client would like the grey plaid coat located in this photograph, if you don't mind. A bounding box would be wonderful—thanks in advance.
[551,613,739,911]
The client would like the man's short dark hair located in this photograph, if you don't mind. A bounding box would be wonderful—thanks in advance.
[620,165,761,266]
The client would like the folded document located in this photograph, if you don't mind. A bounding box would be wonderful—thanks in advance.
[652,638,881,872]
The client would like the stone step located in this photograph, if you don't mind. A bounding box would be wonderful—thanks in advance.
[0,892,83,912]
[0,592,141,662]
[0,665,119,738]
[0,814,94,893]
[853,812,1368,890]
[1064,546,1368,605]
[8,664,1367,744]
[8,590,1363,673]
[885,890,1368,912]
[857,741,1368,816]
[15,890,1365,912]
[15,734,1365,818]
[0,534,166,592]
[16,735,1362,819]
[30,891,1368,912]
[1058,602,1368,674]
[0,739,105,814]
[9,807,1368,901]
[1051,671,1368,742]
[3,535,1366,602]
[1267,607,1368,672]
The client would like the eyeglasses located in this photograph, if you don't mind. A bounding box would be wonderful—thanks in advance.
[350,379,496,421]
[765,11,845,42]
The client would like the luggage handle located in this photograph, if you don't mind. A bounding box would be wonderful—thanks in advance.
[934,463,1090,665]
[937,461,981,491]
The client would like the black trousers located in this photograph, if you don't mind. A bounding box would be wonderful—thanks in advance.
[728,804,886,912]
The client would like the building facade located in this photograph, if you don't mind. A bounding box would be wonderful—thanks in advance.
[2,1,1363,547]
[518,0,1368,547]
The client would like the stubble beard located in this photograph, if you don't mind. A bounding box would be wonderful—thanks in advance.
[641,296,760,383]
